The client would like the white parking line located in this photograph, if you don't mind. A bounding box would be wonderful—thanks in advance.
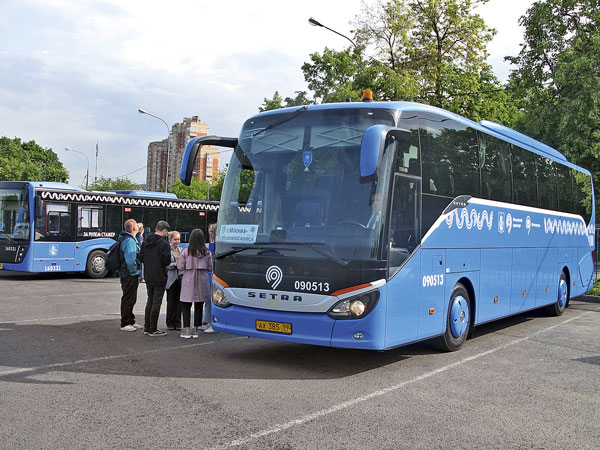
[0,314,110,324]
[208,312,593,450]
[0,290,123,302]
[0,337,247,377]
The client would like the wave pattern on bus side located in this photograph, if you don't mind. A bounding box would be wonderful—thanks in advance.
[39,191,219,211]
[445,208,494,231]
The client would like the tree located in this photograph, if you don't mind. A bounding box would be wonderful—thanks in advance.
[259,91,312,112]
[171,178,212,200]
[294,0,518,123]
[507,0,600,219]
[0,137,69,182]
[87,176,137,191]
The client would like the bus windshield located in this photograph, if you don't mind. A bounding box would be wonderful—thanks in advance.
[218,108,396,263]
[0,188,30,241]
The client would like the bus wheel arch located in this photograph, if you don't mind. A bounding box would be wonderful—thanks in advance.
[86,249,108,279]
[434,281,472,352]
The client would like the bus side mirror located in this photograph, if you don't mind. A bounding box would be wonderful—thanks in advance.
[360,125,411,178]
[34,195,43,219]
[180,136,238,186]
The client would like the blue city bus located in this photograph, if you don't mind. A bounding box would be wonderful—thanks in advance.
[179,98,595,351]
[0,181,219,278]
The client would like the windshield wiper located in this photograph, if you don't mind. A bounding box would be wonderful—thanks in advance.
[214,242,294,260]
[0,233,17,244]
[253,106,308,136]
[268,241,349,267]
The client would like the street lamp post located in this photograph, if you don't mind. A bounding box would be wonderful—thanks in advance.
[65,147,90,189]
[138,108,171,193]
[308,17,357,48]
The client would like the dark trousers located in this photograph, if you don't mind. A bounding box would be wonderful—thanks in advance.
[166,278,181,328]
[181,301,203,328]
[120,275,139,327]
[144,283,166,333]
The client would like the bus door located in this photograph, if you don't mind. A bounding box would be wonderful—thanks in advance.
[33,202,76,272]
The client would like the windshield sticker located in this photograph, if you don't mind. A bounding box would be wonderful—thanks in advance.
[219,224,259,244]
[302,148,312,172]
[242,129,264,139]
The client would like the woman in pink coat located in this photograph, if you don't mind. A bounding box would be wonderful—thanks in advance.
[176,229,212,338]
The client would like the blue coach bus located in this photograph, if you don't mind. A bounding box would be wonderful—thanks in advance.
[0,181,218,278]
[179,96,595,351]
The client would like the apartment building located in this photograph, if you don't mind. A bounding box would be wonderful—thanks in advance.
[146,116,220,191]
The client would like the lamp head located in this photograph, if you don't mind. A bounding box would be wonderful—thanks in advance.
[138,109,147,114]
[308,17,322,27]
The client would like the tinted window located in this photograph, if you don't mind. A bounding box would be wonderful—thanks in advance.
[106,205,122,236]
[420,114,479,197]
[36,202,73,241]
[571,169,593,220]
[480,133,511,202]
[556,165,573,212]
[510,145,537,207]
[536,156,557,211]
[397,114,420,177]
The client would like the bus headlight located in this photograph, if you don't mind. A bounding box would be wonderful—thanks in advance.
[328,290,379,319]
[212,284,231,307]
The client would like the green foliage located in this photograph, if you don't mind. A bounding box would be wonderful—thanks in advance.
[171,177,212,200]
[508,0,600,221]
[0,137,69,182]
[87,176,137,191]
[288,0,518,124]
[259,91,312,112]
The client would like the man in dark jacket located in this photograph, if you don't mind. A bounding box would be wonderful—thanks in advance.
[118,219,142,332]
[139,220,171,336]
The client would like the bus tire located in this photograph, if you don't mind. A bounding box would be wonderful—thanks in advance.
[546,271,568,316]
[434,283,471,352]
[86,250,108,279]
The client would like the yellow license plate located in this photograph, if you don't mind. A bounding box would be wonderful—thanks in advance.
[0,263,3,269]
[256,320,292,334]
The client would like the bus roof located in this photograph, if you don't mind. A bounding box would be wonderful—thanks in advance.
[254,101,583,173]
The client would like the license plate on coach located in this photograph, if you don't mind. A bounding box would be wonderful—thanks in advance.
[256,320,292,334]
[0,263,3,269]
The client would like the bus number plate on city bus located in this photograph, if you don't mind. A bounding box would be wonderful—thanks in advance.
[0,264,3,269]
[256,320,292,334]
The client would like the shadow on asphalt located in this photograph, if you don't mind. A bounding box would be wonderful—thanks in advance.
[0,304,565,385]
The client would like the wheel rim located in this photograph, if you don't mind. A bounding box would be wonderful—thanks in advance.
[558,278,568,308]
[91,255,105,274]
[450,295,469,338]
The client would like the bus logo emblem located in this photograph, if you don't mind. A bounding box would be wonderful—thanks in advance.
[49,244,58,256]
[266,265,283,289]
[498,213,505,233]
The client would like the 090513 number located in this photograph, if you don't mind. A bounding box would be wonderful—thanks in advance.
[422,274,444,287]
[294,280,330,292]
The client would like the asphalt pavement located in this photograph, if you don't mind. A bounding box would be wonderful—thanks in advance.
[0,271,599,449]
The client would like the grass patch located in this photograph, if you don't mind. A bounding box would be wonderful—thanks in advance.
[586,280,600,296]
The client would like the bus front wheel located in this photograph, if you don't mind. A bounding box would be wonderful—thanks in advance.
[435,283,471,352]
[547,271,568,316]
[86,250,108,279]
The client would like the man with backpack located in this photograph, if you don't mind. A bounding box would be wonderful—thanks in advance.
[117,218,142,332]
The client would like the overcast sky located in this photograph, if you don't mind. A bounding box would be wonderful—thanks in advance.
[0,0,535,187]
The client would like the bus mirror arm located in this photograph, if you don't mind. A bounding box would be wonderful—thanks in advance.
[360,125,411,179]
[179,135,238,186]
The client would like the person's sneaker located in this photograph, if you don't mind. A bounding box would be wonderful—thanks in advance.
[143,330,150,335]
[120,325,136,332]
[148,329,167,337]
[204,326,216,333]
[198,324,209,331]
[191,332,199,338]
[180,332,192,339]
[132,323,143,329]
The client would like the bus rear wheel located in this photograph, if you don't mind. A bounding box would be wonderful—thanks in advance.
[547,271,568,316]
[435,283,471,352]
[86,250,108,279]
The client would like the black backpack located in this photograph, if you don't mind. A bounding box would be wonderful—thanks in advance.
[105,239,123,272]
